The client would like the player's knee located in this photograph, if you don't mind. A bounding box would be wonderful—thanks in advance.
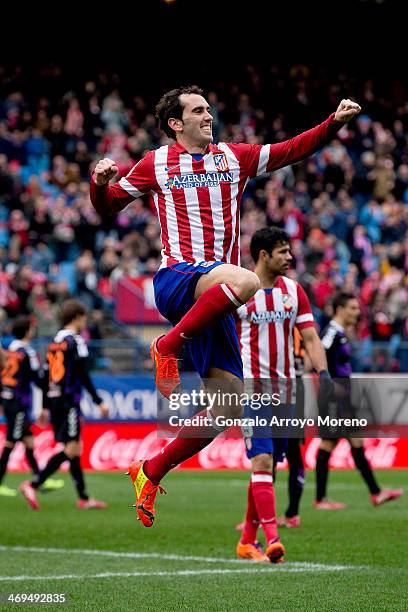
[64,442,80,459]
[252,453,273,472]
[23,436,34,450]
[208,373,244,419]
[349,437,363,449]
[320,439,336,452]
[231,270,260,302]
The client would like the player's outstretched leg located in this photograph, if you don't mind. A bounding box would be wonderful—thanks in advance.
[128,460,166,527]
[128,406,228,526]
[129,373,243,527]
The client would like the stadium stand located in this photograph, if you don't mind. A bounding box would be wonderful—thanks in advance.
[1,63,408,371]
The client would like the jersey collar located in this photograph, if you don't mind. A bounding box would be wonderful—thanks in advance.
[171,142,219,156]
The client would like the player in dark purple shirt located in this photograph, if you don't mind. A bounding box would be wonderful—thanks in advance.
[19,300,109,511]
[0,316,48,496]
[314,293,403,509]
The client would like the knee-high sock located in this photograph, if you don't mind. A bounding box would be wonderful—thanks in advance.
[25,448,39,478]
[240,480,259,544]
[315,448,331,502]
[158,283,243,355]
[251,471,278,545]
[144,410,222,484]
[286,441,305,518]
[0,446,13,484]
[70,456,89,500]
[32,451,68,488]
[351,447,380,495]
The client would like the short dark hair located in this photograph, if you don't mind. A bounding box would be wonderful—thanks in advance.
[155,85,204,139]
[332,292,356,313]
[12,315,32,340]
[250,227,291,263]
[60,299,87,327]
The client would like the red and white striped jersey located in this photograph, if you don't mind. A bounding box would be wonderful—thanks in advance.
[90,114,340,268]
[235,277,314,379]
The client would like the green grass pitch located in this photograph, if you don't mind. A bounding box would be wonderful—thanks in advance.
[0,469,407,611]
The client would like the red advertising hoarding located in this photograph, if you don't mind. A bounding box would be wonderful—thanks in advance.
[1,423,407,471]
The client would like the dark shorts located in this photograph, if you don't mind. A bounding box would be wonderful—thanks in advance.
[241,401,292,463]
[153,261,243,380]
[3,399,32,442]
[243,436,289,464]
[50,403,81,443]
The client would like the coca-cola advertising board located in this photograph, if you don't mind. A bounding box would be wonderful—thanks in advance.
[1,423,407,471]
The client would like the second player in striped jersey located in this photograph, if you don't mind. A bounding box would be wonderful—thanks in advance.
[235,227,333,562]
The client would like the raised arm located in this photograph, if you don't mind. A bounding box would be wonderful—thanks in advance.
[90,153,155,217]
[230,99,361,178]
[265,99,361,173]
[269,99,360,171]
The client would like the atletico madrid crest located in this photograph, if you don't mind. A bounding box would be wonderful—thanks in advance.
[213,153,230,172]
[282,294,293,311]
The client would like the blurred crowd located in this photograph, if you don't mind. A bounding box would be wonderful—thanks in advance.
[0,63,408,370]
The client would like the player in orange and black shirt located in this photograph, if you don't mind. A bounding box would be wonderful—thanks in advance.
[0,316,47,496]
[19,299,109,511]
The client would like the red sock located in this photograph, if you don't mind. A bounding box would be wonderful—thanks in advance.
[240,480,259,544]
[158,283,243,355]
[144,409,221,484]
[251,471,279,545]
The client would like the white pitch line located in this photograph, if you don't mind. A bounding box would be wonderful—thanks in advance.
[0,545,368,580]
[0,565,359,582]
[0,545,359,570]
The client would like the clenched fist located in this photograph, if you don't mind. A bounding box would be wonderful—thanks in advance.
[334,99,361,123]
[93,158,119,186]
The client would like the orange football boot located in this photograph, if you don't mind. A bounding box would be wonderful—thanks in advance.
[128,459,166,527]
[236,541,269,562]
[265,539,285,564]
[150,336,181,399]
